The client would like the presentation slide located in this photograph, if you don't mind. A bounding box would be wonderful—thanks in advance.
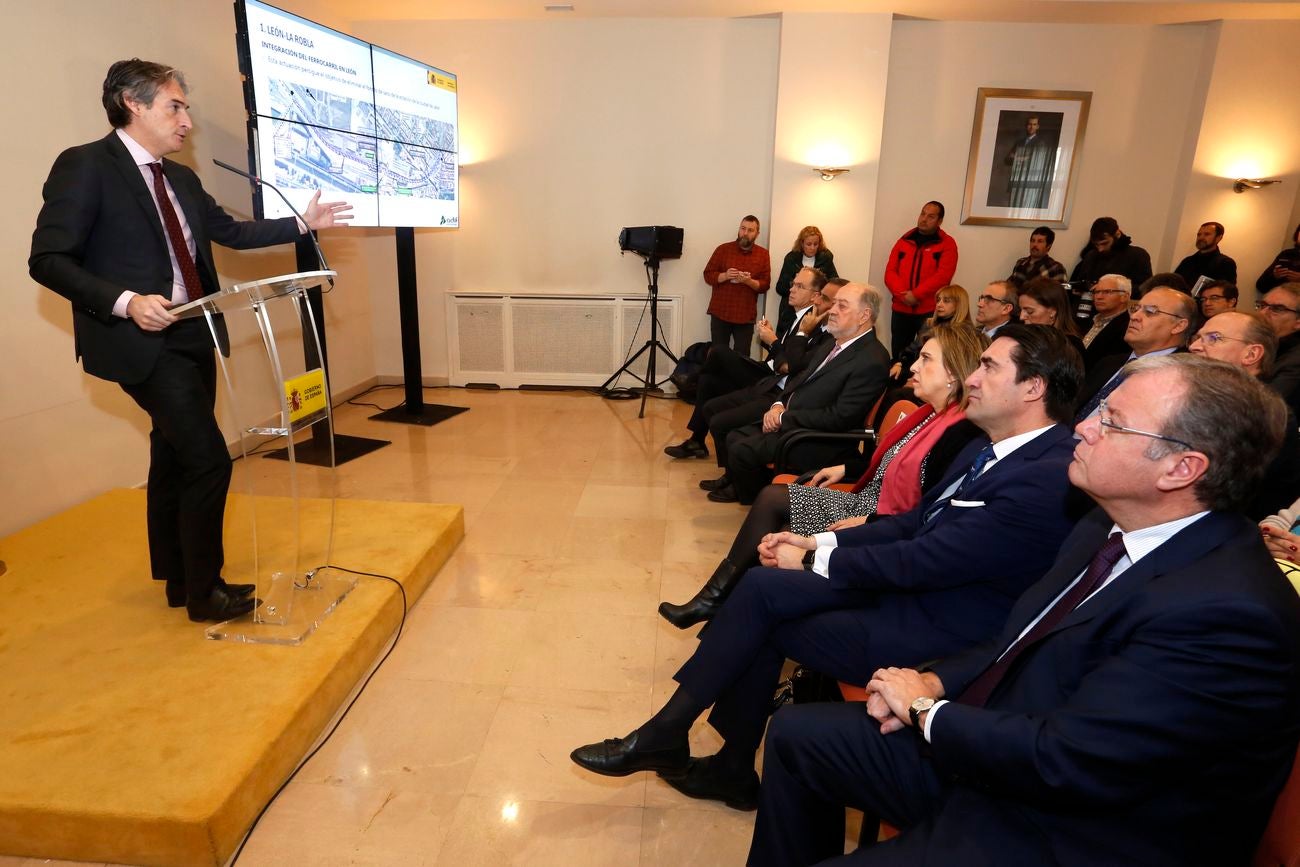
[373,47,459,227]
[237,0,459,228]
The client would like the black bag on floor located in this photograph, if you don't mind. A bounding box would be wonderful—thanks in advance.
[669,341,711,403]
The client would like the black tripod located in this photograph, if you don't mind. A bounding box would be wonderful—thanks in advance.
[601,254,679,418]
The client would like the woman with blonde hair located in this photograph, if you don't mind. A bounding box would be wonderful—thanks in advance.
[889,284,970,381]
[773,226,838,335]
[660,323,986,628]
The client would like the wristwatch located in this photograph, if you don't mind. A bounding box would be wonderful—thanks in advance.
[802,549,816,570]
[908,696,936,729]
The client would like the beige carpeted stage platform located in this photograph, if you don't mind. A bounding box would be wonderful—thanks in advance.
[0,489,462,867]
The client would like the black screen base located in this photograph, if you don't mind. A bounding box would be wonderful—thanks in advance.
[262,432,391,466]
[369,403,469,427]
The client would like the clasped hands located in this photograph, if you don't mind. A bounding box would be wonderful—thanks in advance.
[865,668,945,735]
[724,267,753,286]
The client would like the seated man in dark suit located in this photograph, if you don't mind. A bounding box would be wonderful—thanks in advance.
[571,325,1085,809]
[751,354,1300,867]
[1075,284,1194,421]
[1079,273,1131,369]
[682,279,841,484]
[665,266,828,460]
[707,282,891,504]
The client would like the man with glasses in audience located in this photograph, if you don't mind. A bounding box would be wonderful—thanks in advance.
[974,281,1017,339]
[1197,279,1238,319]
[1189,310,1300,519]
[1080,274,1131,369]
[1075,285,1195,421]
[748,354,1300,867]
[1256,283,1300,415]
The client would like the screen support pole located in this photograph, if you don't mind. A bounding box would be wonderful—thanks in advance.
[370,226,449,426]
[263,232,390,466]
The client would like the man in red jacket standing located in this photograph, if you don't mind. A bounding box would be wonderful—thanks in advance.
[883,201,959,357]
[703,215,771,354]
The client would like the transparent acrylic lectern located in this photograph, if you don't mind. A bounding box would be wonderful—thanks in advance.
[172,271,353,644]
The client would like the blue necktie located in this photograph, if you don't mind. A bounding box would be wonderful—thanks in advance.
[922,443,995,523]
[1075,369,1128,424]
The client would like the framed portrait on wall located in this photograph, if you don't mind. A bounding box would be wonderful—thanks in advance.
[960,88,1091,228]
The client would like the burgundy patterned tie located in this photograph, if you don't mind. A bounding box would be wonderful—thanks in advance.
[148,163,203,303]
[957,532,1127,707]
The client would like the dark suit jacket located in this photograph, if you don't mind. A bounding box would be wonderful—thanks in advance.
[776,329,891,434]
[1075,346,1186,415]
[827,424,1083,649]
[1081,311,1130,370]
[29,131,300,384]
[921,508,1300,867]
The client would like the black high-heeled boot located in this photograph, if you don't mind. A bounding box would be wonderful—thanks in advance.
[657,559,742,629]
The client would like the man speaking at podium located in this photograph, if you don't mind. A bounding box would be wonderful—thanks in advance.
[29,59,352,623]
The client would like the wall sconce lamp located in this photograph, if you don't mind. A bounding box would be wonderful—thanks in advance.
[1233,178,1281,194]
[813,167,850,182]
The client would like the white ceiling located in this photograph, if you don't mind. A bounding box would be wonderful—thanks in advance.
[284,0,1300,25]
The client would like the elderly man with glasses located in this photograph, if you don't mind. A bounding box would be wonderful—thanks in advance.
[1256,283,1300,415]
[1079,273,1132,370]
[1075,285,1196,421]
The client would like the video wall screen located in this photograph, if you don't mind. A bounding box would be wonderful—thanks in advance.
[236,0,459,228]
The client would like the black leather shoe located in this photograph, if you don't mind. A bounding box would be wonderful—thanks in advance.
[218,578,256,598]
[707,484,739,503]
[658,756,760,810]
[187,586,258,623]
[664,439,709,459]
[658,559,742,629]
[698,474,730,491]
[168,578,254,609]
[570,730,689,777]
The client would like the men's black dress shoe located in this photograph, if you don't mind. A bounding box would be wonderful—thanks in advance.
[707,484,739,503]
[219,578,256,598]
[167,578,255,609]
[187,586,258,623]
[570,730,689,777]
[664,439,709,459]
[698,474,730,491]
[658,756,760,811]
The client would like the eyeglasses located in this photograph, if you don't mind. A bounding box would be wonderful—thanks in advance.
[1092,288,1128,297]
[1194,330,1249,347]
[1256,300,1300,317]
[978,294,1010,306]
[1128,302,1185,320]
[1199,294,1227,303]
[1096,398,1193,451]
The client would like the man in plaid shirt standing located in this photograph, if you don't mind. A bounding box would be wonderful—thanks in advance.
[703,215,771,354]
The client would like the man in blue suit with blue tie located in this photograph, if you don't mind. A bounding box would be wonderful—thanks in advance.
[571,325,1087,807]
[752,353,1300,866]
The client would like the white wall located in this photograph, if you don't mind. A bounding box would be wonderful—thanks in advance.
[1169,19,1300,301]
[869,19,1216,345]
[766,12,893,317]
[350,17,781,377]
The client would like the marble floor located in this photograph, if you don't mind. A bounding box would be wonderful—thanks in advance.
[4,386,815,866]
